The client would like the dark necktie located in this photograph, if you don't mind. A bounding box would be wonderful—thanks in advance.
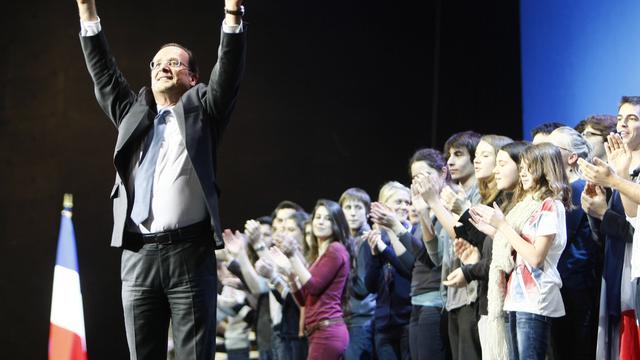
[130,110,169,225]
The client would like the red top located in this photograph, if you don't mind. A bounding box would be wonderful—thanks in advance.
[294,241,350,328]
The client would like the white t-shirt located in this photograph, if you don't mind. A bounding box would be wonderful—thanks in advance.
[503,198,566,317]
[630,205,640,280]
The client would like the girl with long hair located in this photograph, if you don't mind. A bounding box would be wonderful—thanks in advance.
[470,142,571,360]
[269,200,353,360]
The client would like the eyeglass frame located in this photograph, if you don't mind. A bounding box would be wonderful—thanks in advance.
[149,58,190,71]
[581,130,604,139]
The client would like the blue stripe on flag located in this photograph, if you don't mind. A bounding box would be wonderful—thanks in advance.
[55,215,79,272]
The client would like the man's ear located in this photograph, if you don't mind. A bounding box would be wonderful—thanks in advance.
[189,73,198,87]
[568,153,579,165]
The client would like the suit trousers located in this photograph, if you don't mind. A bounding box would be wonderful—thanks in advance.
[121,239,217,360]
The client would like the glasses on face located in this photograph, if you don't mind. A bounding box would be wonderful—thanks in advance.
[149,58,187,70]
[581,130,603,138]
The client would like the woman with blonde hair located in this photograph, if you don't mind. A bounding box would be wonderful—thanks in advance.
[365,181,416,359]
[470,142,571,360]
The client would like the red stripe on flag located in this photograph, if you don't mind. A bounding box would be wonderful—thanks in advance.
[49,323,87,360]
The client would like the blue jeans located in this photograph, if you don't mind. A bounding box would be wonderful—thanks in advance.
[227,348,250,360]
[507,311,552,360]
[345,322,374,360]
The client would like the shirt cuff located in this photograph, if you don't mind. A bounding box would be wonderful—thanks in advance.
[222,20,243,33]
[80,17,101,37]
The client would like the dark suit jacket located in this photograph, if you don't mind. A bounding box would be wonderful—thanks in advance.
[80,28,246,249]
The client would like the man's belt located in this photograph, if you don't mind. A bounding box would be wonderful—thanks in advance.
[125,219,211,245]
[304,317,344,337]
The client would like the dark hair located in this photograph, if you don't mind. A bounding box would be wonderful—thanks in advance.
[531,122,564,138]
[271,200,305,219]
[255,216,273,226]
[339,188,372,214]
[286,211,309,237]
[309,200,354,306]
[577,115,616,142]
[620,96,640,108]
[500,141,530,165]
[443,131,482,162]
[157,43,199,78]
[574,119,588,134]
[409,148,450,182]
[497,141,530,213]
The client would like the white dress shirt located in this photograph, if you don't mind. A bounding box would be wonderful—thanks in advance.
[80,18,243,233]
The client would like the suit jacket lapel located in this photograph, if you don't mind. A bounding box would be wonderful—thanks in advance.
[115,108,154,153]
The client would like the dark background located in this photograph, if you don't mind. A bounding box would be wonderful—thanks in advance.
[0,0,521,358]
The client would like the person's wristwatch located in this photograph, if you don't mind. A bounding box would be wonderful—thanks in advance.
[224,5,245,16]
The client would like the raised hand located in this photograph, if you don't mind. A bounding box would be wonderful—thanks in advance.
[268,246,293,275]
[76,0,98,22]
[414,173,439,204]
[244,219,262,245]
[468,206,497,237]
[472,203,505,227]
[411,175,430,213]
[273,233,299,257]
[578,157,618,188]
[223,229,248,258]
[370,202,402,230]
[605,133,632,178]
[224,0,244,26]
[441,185,470,215]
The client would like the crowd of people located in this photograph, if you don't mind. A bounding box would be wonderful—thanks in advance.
[214,97,640,360]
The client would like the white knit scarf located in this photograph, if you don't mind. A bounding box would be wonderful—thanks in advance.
[485,194,542,359]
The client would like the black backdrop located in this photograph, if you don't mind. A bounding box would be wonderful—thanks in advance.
[0,0,521,358]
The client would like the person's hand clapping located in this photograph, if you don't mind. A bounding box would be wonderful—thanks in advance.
[268,246,293,276]
[441,185,470,215]
[364,229,386,256]
[255,257,276,280]
[222,229,248,259]
[468,204,500,237]
[581,183,607,220]
[453,238,480,265]
[244,219,262,245]
[370,202,403,234]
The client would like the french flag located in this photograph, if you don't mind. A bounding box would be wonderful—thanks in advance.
[49,195,88,360]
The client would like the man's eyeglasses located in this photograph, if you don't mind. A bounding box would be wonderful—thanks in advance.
[149,58,187,70]
[581,130,603,138]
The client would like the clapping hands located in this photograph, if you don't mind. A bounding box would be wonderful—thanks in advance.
[222,229,248,259]
[468,203,505,237]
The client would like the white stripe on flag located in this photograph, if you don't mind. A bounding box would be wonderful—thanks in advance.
[50,264,86,343]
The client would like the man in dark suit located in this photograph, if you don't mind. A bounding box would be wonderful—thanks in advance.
[75,0,246,358]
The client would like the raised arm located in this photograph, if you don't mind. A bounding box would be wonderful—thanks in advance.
[76,0,98,22]
[77,0,137,127]
[205,0,247,142]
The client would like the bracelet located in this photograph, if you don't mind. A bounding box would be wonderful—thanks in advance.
[224,5,244,16]
[253,244,266,252]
